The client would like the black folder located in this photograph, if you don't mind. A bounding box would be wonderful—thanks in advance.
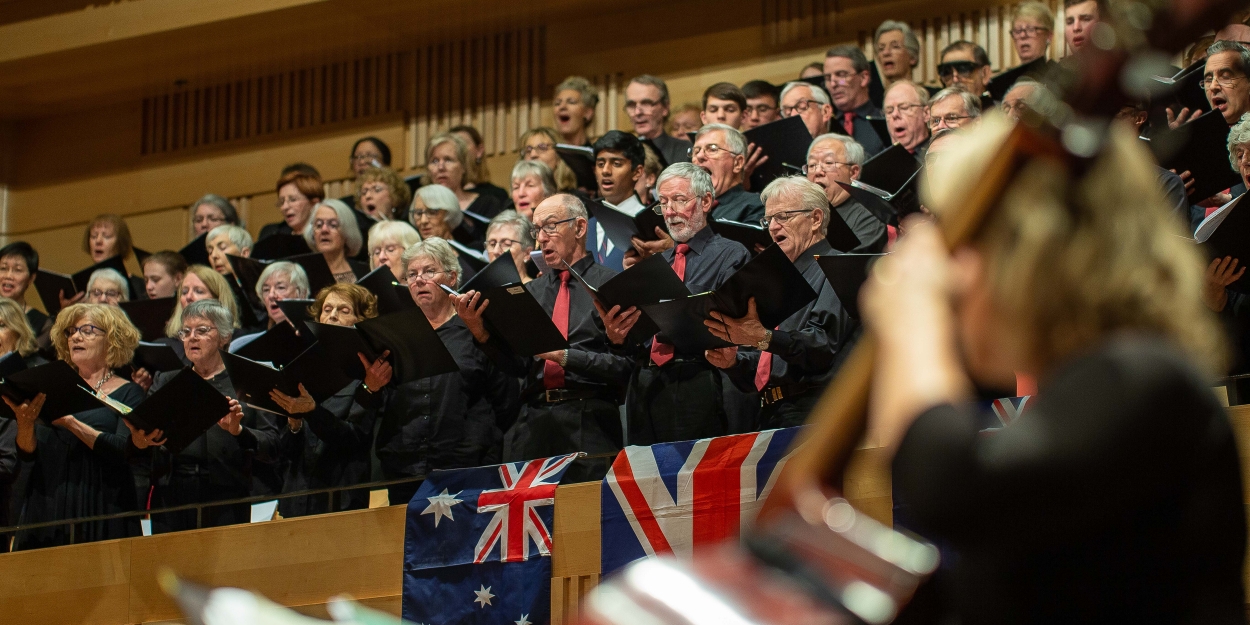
[222,343,354,416]
[276,299,315,335]
[1195,194,1250,292]
[986,57,1055,103]
[124,368,231,454]
[815,254,885,319]
[34,255,133,319]
[304,307,459,383]
[119,297,177,342]
[454,255,569,356]
[132,341,187,373]
[355,267,416,315]
[743,115,814,191]
[449,240,489,273]
[1147,59,1208,130]
[287,253,337,295]
[838,169,923,224]
[251,234,312,261]
[565,253,690,343]
[233,321,313,368]
[178,234,210,267]
[709,218,774,253]
[588,199,668,251]
[0,360,112,422]
[640,244,818,353]
[557,144,597,190]
[859,144,922,196]
[0,352,26,378]
[1150,110,1240,203]
[224,274,265,328]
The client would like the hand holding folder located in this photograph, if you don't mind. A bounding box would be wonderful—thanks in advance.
[448,254,568,356]
[305,307,459,384]
[122,369,233,454]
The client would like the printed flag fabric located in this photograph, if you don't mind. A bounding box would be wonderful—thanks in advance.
[599,427,801,575]
[403,454,578,625]
[981,395,1033,432]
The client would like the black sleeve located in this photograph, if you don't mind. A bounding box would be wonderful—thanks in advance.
[0,418,16,482]
[236,407,282,461]
[91,383,147,465]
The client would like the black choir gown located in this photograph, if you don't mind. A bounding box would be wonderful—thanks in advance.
[279,381,378,518]
[893,336,1247,625]
[15,382,145,549]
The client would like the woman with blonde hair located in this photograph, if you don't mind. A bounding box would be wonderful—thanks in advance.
[367,220,422,281]
[852,118,1244,621]
[355,166,412,222]
[552,76,599,147]
[5,304,158,548]
[165,265,242,338]
[519,127,579,192]
[0,297,40,363]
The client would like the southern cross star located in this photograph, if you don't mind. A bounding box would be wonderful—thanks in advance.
[474,585,495,608]
[421,489,463,527]
[515,614,532,625]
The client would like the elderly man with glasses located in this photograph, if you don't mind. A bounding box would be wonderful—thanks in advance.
[821,45,887,156]
[884,80,932,156]
[804,134,887,254]
[598,164,751,444]
[928,87,982,132]
[624,74,691,167]
[938,41,995,110]
[691,124,766,224]
[703,176,860,428]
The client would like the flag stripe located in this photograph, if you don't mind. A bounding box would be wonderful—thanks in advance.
[691,434,757,545]
[608,452,674,555]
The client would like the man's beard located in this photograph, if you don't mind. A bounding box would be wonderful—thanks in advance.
[667,209,707,243]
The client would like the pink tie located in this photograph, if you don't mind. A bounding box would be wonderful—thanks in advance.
[754,325,779,391]
[543,271,572,389]
[842,112,855,135]
[650,243,690,367]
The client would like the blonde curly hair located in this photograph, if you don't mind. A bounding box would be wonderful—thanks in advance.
[52,303,141,369]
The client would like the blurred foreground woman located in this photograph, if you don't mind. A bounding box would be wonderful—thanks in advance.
[867,118,1246,624]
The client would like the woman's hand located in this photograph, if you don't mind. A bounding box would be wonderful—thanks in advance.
[704,346,738,369]
[270,384,316,415]
[360,351,393,390]
[58,290,85,310]
[1203,256,1245,312]
[4,393,45,429]
[123,419,166,449]
[132,367,153,393]
[453,291,491,343]
[592,302,641,345]
[218,398,246,436]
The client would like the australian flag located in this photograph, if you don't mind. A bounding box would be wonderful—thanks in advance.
[403,454,579,625]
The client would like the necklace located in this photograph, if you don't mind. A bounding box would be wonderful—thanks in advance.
[93,370,113,394]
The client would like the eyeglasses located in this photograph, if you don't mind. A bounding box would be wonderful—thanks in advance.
[428,157,460,169]
[884,102,924,116]
[760,209,815,228]
[801,159,850,175]
[522,143,553,156]
[313,219,340,230]
[823,71,860,87]
[372,244,402,257]
[360,184,390,195]
[63,324,105,339]
[652,196,699,214]
[1010,25,1048,38]
[405,270,445,284]
[1201,73,1245,91]
[780,99,823,116]
[928,114,972,128]
[176,325,217,340]
[876,41,906,55]
[745,104,777,115]
[529,217,577,239]
[485,238,519,249]
[410,209,445,220]
[624,99,662,113]
[276,195,306,207]
[88,289,122,300]
[351,153,383,163]
[688,143,742,159]
[937,61,983,79]
[193,213,226,225]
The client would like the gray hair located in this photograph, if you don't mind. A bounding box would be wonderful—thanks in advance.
[780,81,831,107]
[367,220,422,256]
[486,210,536,249]
[303,198,363,257]
[181,299,235,342]
[550,193,590,221]
[825,44,871,73]
[695,123,747,156]
[86,269,129,302]
[555,76,600,110]
[510,159,558,196]
[255,261,309,300]
[930,87,983,118]
[657,162,715,199]
[760,176,833,235]
[190,194,241,227]
[1228,112,1250,171]
[628,74,671,107]
[207,224,253,253]
[808,133,867,166]
[887,80,930,107]
[1208,41,1250,76]
[400,238,461,288]
[875,20,921,61]
[412,184,464,230]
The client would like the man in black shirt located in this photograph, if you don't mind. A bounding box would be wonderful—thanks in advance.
[626,75,692,167]
[704,177,859,428]
[804,134,888,253]
[692,124,766,225]
[599,163,751,444]
[459,194,633,470]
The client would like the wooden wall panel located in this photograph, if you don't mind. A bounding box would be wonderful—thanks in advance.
[0,540,132,625]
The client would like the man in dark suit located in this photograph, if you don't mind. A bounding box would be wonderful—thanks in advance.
[822,45,887,156]
[626,75,692,167]
[692,124,766,225]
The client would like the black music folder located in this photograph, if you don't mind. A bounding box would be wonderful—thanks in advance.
[287,253,337,295]
[0,360,111,422]
[815,253,885,319]
[119,297,177,342]
[859,144,921,196]
[557,144,597,190]
[132,341,187,373]
[276,298,316,335]
[743,115,814,191]
[222,343,353,416]
[1148,59,1208,126]
[0,352,26,379]
[640,245,818,353]
[355,267,416,315]
[838,169,923,224]
[565,253,690,343]
[1195,194,1250,292]
[448,240,489,273]
[227,255,268,300]
[453,255,568,356]
[250,234,311,261]
[224,274,266,328]
[986,56,1053,102]
[304,307,459,383]
[178,233,210,267]
[34,255,131,319]
[233,321,313,368]
[709,218,773,252]
[1151,110,1240,203]
[124,369,231,454]
[588,199,668,251]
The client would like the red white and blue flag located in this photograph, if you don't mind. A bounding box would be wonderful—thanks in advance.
[403,454,578,625]
[600,428,801,574]
[983,396,1033,431]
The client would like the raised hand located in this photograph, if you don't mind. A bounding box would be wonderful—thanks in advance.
[123,419,166,449]
[361,350,393,390]
[453,290,491,342]
[58,290,85,310]
[630,228,675,260]
[269,383,316,415]
[593,301,642,345]
[132,367,154,392]
[3,393,45,428]
[218,398,246,435]
[706,297,768,346]
[741,143,769,191]
[704,346,738,369]
[1203,256,1245,312]
[1165,106,1201,130]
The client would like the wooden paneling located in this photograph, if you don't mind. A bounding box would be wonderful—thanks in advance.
[0,539,132,625]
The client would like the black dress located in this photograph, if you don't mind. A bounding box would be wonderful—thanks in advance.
[892,336,1247,625]
[15,381,145,549]
[279,381,378,518]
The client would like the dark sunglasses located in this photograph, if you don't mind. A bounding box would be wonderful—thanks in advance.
[937,61,983,78]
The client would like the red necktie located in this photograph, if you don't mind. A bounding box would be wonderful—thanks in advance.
[755,343,773,392]
[543,270,572,389]
[650,243,690,366]
[842,112,855,135]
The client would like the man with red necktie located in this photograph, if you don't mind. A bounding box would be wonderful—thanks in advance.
[822,45,888,157]
[598,164,751,444]
[453,194,632,475]
[701,176,861,429]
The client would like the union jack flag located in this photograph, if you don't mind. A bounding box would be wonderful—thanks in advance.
[600,428,801,574]
[984,395,1033,431]
[403,454,578,625]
